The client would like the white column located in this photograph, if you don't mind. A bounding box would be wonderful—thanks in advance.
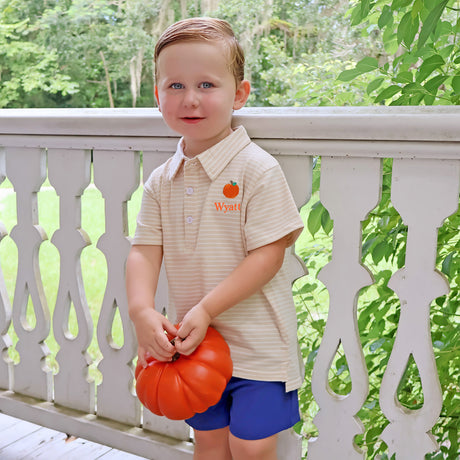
[277,153,312,460]
[380,158,460,459]
[48,148,95,413]
[277,154,312,282]
[0,149,13,390]
[7,147,52,401]
[94,150,141,425]
[308,156,382,459]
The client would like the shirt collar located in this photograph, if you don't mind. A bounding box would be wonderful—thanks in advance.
[167,126,251,181]
[167,139,188,180]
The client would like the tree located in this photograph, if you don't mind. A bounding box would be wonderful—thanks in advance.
[0,3,78,107]
[0,0,161,108]
[338,0,460,105]
[1,0,386,107]
[217,0,383,106]
[0,0,239,108]
[37,0,159,108]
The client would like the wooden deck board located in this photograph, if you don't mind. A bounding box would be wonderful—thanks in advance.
[0,413,150,459]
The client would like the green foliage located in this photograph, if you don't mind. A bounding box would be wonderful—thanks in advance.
[0,0,161,107]
[217,0,383,106]
[0,0,385,107]
[0,12,79,107]
[1,0,458,107]
[256,37,376,106]
[295,158,460,459]
[339,0,460,105]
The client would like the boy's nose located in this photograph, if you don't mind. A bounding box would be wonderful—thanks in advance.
[183,89,199,108]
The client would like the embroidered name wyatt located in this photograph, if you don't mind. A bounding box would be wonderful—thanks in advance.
[214,202,241,213]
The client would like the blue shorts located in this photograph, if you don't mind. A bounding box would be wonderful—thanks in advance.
[186,377,300,440]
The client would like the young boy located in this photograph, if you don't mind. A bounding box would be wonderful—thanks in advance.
[126,17,304,460]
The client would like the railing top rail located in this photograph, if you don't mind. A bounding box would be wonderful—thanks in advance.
[1,106,460,143]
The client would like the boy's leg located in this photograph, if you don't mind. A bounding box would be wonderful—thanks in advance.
[193,427,232,460]
[227,378,299,460]
[188,377,299,460]
[229,432,278,460]
[187,382,232,459]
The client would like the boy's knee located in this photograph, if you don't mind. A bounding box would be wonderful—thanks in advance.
[194,427,232,459]
[229,432,278,460]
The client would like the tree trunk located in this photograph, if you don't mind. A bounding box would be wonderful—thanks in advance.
[130,49,144,108]
[100,51,114,108]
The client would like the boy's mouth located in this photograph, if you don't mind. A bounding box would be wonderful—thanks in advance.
[182,117,204,124]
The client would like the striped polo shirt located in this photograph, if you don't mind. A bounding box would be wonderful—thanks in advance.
[133,126,305,391]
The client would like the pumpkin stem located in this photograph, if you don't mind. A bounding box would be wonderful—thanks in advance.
[169,337,181,362]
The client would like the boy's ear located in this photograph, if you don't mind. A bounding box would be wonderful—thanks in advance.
[233,80,251,110]
[154,85,161,111]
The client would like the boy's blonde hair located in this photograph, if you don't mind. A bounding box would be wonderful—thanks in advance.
[154,17,245,85]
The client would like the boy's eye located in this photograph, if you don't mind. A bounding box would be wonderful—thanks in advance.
[170,83,183,89]
[200,82,213,89]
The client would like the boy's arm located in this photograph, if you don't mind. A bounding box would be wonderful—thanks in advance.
[174,235,288,355]
[126,244,177,365]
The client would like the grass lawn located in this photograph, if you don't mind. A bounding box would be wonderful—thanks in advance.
[0,179,142,382]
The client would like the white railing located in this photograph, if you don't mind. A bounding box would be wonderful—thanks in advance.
[0,106,459,460]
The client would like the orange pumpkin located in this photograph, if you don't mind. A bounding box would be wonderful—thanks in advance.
[135,326,233,420]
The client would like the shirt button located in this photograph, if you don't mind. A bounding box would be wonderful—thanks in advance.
[186,216,193,224]
[186,187,194,195]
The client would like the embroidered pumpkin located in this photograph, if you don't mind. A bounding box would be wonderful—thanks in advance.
[135,326,233,420]
[223,181,239,198]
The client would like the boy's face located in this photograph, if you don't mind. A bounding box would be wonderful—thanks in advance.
[155,41,250,157]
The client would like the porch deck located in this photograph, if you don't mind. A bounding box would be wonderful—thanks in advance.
[0,413,147,460]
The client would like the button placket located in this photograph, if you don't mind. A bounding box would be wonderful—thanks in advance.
[184,183,195,226]
[183,160,200,248]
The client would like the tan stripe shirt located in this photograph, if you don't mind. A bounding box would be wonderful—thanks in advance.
[133,126,304,391]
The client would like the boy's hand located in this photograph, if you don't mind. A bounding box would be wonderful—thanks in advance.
[175,304,212,356]
[133,308,178,366]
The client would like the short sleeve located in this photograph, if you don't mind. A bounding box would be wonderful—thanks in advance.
[132,175,163,245]
[244,164,304,252]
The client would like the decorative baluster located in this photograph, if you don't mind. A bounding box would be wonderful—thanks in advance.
[48,149,94,413]
[277,154,312,282]
[0,149,13,390]
[308,156,381,460]
[6,147,52,401]
[276,153,311,460]
[380,158,460,459]
[94,150,140,425]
